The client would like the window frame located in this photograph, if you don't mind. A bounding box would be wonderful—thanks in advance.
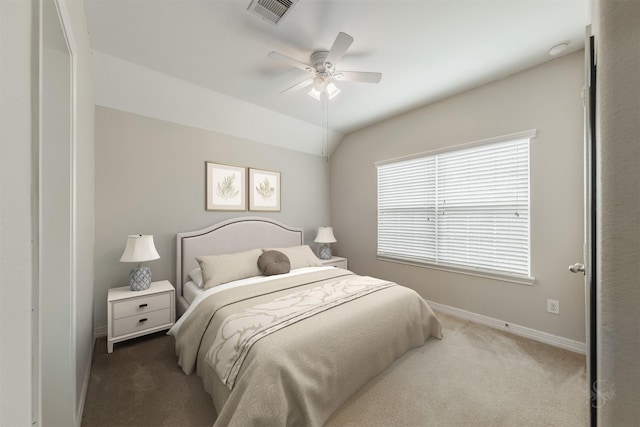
[376,130,536,286]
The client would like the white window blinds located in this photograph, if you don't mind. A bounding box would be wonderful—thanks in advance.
[377,135,531,278]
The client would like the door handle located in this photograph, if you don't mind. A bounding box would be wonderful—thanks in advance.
[569,263,585,274]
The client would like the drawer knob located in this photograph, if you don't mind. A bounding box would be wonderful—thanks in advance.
[139,318,148,323]
[139,303,148,308]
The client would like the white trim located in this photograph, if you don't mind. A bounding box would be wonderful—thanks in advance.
[427,300,586,354]
[375,129,537,167]
[33,3,42,424]
[378,256,536,286]
[37,0,78,425]
[55,1,79,424]
[75,336,95,427]
[94,325,107,338]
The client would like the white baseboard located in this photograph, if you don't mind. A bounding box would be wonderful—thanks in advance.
[426,300,586,355]
[94,325,107,338]
[76,335,95,427]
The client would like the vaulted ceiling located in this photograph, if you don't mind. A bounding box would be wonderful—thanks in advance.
[85,0,588,153]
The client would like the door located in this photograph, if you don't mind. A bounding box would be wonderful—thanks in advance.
[569,28,597,426]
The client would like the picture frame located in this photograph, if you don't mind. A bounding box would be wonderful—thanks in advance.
[249,168,281,212]
[205,162,246,211]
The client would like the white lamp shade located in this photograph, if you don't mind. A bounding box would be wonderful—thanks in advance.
[315,227,337,244]
[119,235,160,263]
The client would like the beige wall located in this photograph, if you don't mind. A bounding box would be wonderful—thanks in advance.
[94,107,331,330]
[331,51,586,342]
[597,0,640,423]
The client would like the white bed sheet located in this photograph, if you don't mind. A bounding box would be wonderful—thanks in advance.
[169,266,335,336]
[183,280,202,305]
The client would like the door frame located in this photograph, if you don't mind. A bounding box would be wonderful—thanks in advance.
[34,0,78,425]
[585,28,598,426]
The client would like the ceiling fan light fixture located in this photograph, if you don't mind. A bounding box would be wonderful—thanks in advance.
[313,74,327,90]
[308,87,322,100]
[326,82,341,100]
[269,32,381,101]
[308,82,340,100]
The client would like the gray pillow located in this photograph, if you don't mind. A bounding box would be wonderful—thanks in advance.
[258,250,291,276]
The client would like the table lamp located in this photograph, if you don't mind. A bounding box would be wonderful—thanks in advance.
[315,227,337,260]
[119,234,160,291]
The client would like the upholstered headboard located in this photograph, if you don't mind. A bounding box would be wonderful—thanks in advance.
[175,216,303,316]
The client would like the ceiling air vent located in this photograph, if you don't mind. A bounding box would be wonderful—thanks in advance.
[247,0,297,26]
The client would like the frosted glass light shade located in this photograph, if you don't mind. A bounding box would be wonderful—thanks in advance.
[119,235,160,263]
[325,82,341,100]
[307,83,341,101]
[308,87,322,100]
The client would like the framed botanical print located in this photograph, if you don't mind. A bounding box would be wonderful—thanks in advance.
[249,168,281,212]
[205,162,246,211]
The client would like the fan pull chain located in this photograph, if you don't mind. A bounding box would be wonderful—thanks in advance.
[322,95,329,160]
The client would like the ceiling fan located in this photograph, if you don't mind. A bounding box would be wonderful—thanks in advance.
[268,32,382,100]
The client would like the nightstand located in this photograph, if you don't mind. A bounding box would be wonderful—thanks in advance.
[107,280,175,353]
[319,256,348,269]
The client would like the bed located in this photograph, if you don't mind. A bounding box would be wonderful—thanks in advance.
[169,216,442,426]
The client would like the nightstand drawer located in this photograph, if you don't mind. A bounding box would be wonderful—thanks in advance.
[323,260,347,268]
[112,293,170,319]
[112,308,171,337]
[320,257,348,269]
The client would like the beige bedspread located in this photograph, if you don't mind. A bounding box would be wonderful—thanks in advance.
[174,268,442,427]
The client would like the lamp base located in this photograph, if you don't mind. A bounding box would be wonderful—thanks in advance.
[318,244,332,260]
[130,266,152,291]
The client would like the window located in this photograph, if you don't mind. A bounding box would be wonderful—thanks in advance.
[377,131,534,281]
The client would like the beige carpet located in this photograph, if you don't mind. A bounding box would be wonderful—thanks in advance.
[82,331,216,427]
[82,312,587,427]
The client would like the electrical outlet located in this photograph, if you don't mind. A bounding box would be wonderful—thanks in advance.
[547,299,560,314]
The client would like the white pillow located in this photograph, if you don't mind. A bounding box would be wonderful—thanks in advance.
[188,267,204,288]
[262,245,321,270]
[196,248,263,289]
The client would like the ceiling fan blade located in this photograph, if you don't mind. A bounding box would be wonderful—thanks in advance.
[279,78,313,94]
[268,52,314,73]
[334,71,382,84]
[324,32,354,66]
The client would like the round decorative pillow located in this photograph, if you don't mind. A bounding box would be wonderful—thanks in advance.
[258,250,291,276]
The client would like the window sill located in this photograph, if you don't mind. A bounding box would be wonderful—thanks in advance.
[376,256,536,286]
